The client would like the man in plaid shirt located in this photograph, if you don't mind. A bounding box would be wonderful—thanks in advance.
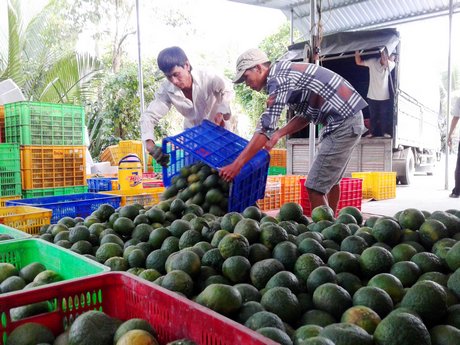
[220,48,368,214]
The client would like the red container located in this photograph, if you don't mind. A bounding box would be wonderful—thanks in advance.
[300,177,362,216]
[0,272,277,345]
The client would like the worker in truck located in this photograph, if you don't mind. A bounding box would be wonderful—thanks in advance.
[220,48,367,214]
[141,46,234,167]
[355,48,395,138]
[447,94,460,198]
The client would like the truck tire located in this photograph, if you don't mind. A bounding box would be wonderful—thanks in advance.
[396,148,414,185]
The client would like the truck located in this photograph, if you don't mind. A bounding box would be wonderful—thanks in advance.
[283,28,441,185]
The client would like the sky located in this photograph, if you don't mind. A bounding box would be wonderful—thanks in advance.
[104,0,288,70]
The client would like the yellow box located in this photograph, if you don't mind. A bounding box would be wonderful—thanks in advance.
[352,171,396,200]
[100,141,145,166]
[21,146,86,189]
[257,180,281,211]
[351,172,373,198]
[100,187,165,207]
[0,195,21,207]
[0,206,52,234]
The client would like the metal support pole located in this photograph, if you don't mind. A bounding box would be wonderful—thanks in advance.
[290,7,294,45]
[308,0,317,168]
[445,0,453,190]
[135,0,148,172]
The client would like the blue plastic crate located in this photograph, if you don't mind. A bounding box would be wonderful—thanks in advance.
[162,120,270,212]
[87,177,117,192]
[6,193,121,223]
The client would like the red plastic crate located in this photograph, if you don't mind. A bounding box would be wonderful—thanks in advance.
[300,177,362,216]
[0,272,277,345]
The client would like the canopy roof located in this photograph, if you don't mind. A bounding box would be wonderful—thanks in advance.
[283,27,400,61]
[228,0,460,36]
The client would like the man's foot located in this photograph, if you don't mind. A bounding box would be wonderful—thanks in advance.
[364,133,373,138]
[449,193,460,198]
[383,133,392,138]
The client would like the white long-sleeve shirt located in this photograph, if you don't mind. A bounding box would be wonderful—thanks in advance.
[140,67,233,143]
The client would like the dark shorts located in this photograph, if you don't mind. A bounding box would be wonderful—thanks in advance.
[306,111,365,194]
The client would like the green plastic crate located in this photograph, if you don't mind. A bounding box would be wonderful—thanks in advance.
[0,238,108,280]
[22,185,88,199]
[268,166,287,175]
[0,144,21,197]
[4,101,85,145]
[0,224,31,242]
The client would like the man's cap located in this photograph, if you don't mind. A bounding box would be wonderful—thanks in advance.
[233,48,270,83]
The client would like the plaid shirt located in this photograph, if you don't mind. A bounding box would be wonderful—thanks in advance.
[257,60,368,140]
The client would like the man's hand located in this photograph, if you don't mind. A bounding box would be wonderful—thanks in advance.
[212,113,225,126]
[448,136,453,150]
[220,161,243,182]
[146,140,170,167]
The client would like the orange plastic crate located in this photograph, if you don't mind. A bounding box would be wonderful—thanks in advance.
[270,175,306,205]
[269,148,287,167]
[0,206,52,234]
[257,180,281,211]
[100,187,165,207]
[21,146,86,189]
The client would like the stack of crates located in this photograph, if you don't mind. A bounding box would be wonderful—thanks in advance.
[3,101,88,198]
[351,171,396,200]
[268,148,287,175]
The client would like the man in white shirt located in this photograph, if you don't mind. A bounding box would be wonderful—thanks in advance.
[140,46,234,166]
[447,95,460,198]
[355,48,395,138]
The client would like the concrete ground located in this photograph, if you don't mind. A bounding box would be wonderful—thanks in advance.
[361,154,459,217]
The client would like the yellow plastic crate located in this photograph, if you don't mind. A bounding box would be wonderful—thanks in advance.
[352,171,396,200]
[257,180,281,211]
[119,140,144,163]
[0,195,21,207]
[100,141,145,166]
[269,148,287,167]
[351,172,373,198]
[21,146,86,189]
[100,145,119,165]
[0,206,52,234]
[100,187,165,207]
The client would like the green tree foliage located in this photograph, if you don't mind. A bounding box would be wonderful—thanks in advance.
[0,0,101,103]
[86,61,183,160]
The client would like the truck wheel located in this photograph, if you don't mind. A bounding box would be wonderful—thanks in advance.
[398,149,415,185]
